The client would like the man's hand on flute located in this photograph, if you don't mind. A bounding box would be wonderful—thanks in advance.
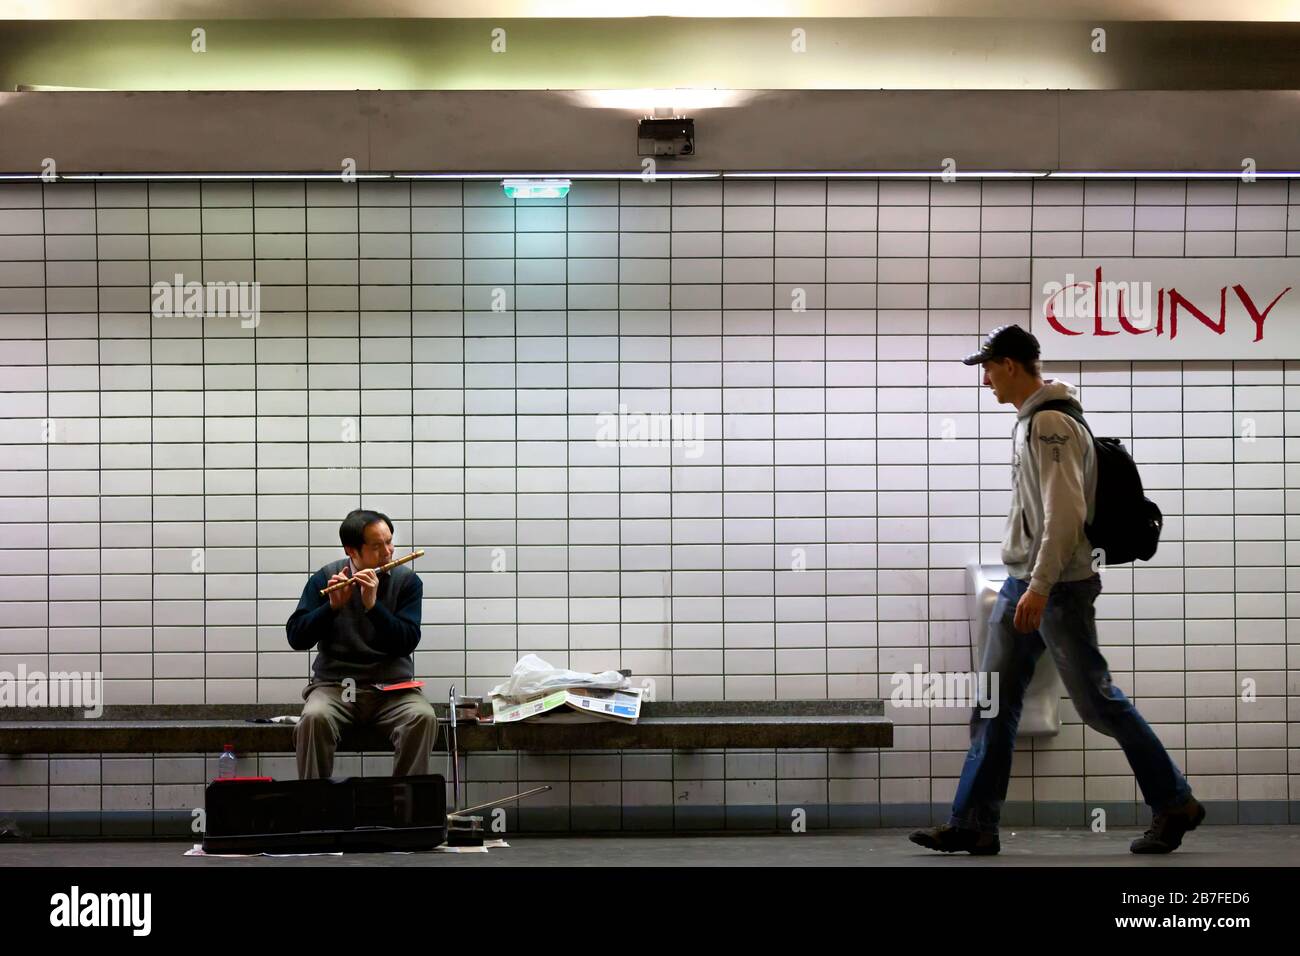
[325,567,380,610]
[353,568,379,610]
[325,570,354,610]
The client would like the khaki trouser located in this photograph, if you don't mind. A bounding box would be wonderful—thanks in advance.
[294,682,439,780]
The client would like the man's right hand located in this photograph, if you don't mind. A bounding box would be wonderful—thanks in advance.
[326,571,353,610]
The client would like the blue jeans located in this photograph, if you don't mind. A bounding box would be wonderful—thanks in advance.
[949,574,1192,834]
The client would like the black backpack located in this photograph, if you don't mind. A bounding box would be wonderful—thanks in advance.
[1028,399,1163,566]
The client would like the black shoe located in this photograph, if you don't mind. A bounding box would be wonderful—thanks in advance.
[1130,797,1205,854]
[909,824,1000,855]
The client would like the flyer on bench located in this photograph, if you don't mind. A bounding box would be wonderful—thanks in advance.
[491,686,643,724]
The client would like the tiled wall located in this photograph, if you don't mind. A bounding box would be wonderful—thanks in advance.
[1,177,1298,835]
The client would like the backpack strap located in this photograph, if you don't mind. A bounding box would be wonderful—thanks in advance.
[1028,399,1091,440]
[1025,399,1092,464]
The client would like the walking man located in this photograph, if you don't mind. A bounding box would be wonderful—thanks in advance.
[910,325,1204,855]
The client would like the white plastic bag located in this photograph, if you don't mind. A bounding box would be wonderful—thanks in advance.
[488,654,629,701]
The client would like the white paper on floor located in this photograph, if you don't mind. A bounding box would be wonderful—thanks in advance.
[433,839,510,853]
[185,844,343,858]
[185,839,510,857]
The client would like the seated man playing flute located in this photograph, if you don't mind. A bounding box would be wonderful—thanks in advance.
[285,509,437,779]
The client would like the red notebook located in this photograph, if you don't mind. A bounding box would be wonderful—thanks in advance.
[375,680,425,692]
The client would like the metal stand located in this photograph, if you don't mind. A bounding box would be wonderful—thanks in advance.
[437,683,552,845]
[446,684,461,810]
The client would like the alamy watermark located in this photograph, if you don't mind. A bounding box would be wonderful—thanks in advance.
[49,886,150,936]
[890,666,1000,718]
[0,665,103,718]
[151,273,261,328]
[1042,273,1155,329]
[594,404,705,459]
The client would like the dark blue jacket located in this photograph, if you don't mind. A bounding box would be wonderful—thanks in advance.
[285,558,422,685]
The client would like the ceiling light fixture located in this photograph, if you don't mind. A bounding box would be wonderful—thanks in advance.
[502,178,572,199]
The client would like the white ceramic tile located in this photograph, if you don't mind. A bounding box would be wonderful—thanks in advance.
[2,177,1292,824]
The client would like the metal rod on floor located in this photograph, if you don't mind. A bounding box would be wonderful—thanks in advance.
[457,785,554,817]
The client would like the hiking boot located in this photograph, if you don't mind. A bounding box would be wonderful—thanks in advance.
[909,824,1000,855]
[1130,797,1205,854]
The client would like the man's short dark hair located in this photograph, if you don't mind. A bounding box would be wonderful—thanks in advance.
[339,509,394,550]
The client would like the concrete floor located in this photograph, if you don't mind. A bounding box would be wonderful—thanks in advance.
[2,826,1297,866]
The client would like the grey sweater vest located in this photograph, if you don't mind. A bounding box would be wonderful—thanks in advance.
[310,558,416,685]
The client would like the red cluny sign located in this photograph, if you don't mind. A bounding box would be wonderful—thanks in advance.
[1030,258,1296,359]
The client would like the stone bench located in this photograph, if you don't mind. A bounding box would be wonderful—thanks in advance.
[0,700,892,754]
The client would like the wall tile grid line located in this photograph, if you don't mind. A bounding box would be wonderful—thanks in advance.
[0,177,1296,832]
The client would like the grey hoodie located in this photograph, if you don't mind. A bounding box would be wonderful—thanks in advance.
[1003,379,1099,593]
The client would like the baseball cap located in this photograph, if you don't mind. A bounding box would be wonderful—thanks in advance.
[961,324,1040,366]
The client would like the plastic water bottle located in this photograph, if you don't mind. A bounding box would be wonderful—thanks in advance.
[218,743,237,780]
